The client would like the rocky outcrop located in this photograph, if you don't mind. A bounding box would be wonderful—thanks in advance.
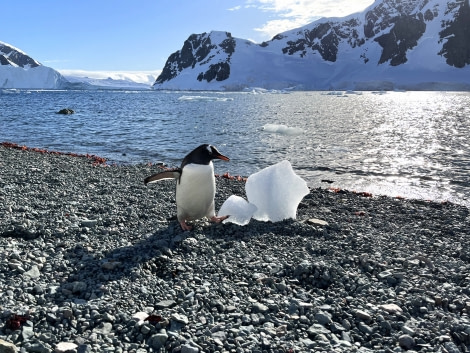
[0,42,40,68]
[155,32,236,85]
[438,0,470,68]
[57,108,75,115]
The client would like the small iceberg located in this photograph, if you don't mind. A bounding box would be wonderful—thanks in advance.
[262,124,304,136]
[218,160,309,225]
[218,195,257,226]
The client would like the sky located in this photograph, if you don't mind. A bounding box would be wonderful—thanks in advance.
[3,0,373,82]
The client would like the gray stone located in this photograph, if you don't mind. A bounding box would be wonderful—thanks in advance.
[21,326,34,341]
[307,323,331,338]
[23,265,40,279]
[181,344,199,353]
[0,339,18,353]
[80,219,97,228]
[93,322,112,335]
[252,302,269,313]
[71,281,87,293]
[315,311,332,325]
[148,330,168,350]
[398,334,415,350]
[170,313,189,325]
[379,303,402,314]
[354,309,372,321]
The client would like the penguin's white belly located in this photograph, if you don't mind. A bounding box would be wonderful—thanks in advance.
[176,163,216,221]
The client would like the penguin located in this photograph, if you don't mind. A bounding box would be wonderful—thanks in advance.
[144,144,230,231]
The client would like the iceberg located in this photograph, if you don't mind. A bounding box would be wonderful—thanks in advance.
[262,124,304,136]
[246,160,309,222]
[218,160,309,225]
[218,195,257,226]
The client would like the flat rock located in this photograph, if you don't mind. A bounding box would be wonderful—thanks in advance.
[0,339,18,353]
[379,303,403,314]
[306,218,329,227]
[155,300,177,309]
[55,342,78,353]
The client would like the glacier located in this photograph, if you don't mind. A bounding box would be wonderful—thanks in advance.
[0,65,68,89]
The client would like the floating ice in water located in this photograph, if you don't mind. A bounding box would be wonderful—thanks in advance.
[262,123,304,136]
[218,195,258,226]
[246,160,309,222]
[177,95,233,102]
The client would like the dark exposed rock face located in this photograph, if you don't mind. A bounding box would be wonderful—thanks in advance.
[438,0,470,68]
[155,32,236,84]
[280,0,433,65]
[0,43,40,68]
[375,14,427,66]
[282,19,363,62]
[197,62,230,82]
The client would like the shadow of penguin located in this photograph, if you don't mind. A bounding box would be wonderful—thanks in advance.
[51,222,193,304]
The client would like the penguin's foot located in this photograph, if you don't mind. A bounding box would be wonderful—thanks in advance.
[179,220,193,231]
[210,215,229,223]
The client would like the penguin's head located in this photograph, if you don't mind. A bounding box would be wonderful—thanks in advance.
[181,144,229,167]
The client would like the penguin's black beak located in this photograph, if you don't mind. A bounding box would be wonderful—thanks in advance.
[210,145,230,161]
[215,153,230,161]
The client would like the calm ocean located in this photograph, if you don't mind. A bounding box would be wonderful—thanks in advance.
[1,89,469,207]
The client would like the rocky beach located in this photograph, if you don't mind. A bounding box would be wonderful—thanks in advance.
[0,144,469,353]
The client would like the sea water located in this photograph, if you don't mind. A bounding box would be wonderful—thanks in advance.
[1,89,469,207]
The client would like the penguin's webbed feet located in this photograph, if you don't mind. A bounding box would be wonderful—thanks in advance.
[180,220,193,231]
[210,215,229,223]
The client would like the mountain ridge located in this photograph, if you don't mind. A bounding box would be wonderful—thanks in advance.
[153,0,470,91]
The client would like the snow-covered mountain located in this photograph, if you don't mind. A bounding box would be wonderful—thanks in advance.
[0,41,69,89]
[153,0,470,91]
[0,42,153,90]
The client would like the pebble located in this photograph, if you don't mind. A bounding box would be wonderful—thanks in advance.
[0,146,469,353]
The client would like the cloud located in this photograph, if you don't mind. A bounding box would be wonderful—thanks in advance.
[249,0,374,38]
[58,69,161,85]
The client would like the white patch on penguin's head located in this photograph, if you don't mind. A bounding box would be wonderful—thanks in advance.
[206,145,213,154]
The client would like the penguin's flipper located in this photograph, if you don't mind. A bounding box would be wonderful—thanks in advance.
[144,168,181,184]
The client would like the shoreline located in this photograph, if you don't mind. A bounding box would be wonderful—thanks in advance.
[1,145,470,352]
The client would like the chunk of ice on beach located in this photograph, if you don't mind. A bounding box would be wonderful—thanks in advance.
[246,160,309,222]
[218,195,257,226]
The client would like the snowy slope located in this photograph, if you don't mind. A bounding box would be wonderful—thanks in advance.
[0,41,68,89]
[153,0,470,91]
[63,75,152,90]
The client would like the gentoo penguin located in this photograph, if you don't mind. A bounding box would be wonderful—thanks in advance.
[144,144,230,231]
